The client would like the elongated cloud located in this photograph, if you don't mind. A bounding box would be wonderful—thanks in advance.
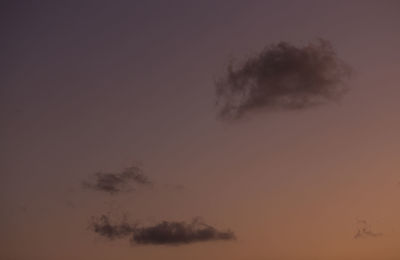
[90,216,235,245]
[216,39,351,119]
[82,165,152,194]
[132,219,235,245]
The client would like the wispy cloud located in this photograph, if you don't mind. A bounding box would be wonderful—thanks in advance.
[90,215,235,246]
[354,219,383,239]
[82,165,152,195]
[90,215,135,239]
[215,39,351,120]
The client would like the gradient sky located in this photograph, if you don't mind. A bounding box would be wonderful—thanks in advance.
[1,1,400,260]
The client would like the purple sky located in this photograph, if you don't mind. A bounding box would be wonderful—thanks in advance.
[1,1,400,259]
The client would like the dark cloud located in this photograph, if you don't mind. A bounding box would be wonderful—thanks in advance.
[90,215,135,240]
[215,39,352,120]
[132,218,235,245]
[354,219,382,239]
[90,216,235,245]
[82,165,152,194]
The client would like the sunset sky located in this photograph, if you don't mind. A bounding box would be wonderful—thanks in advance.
[1,1,400,260]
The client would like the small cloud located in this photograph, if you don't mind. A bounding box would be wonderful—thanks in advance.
[90,215,135,240]
[354,228,382,239]
[132,218,235,245]
[215,39,352,120]
[89,215,235,246]
[354,219,382,239]
[82,165,152,195]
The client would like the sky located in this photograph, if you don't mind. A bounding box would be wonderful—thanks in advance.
[1,1,400,260]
